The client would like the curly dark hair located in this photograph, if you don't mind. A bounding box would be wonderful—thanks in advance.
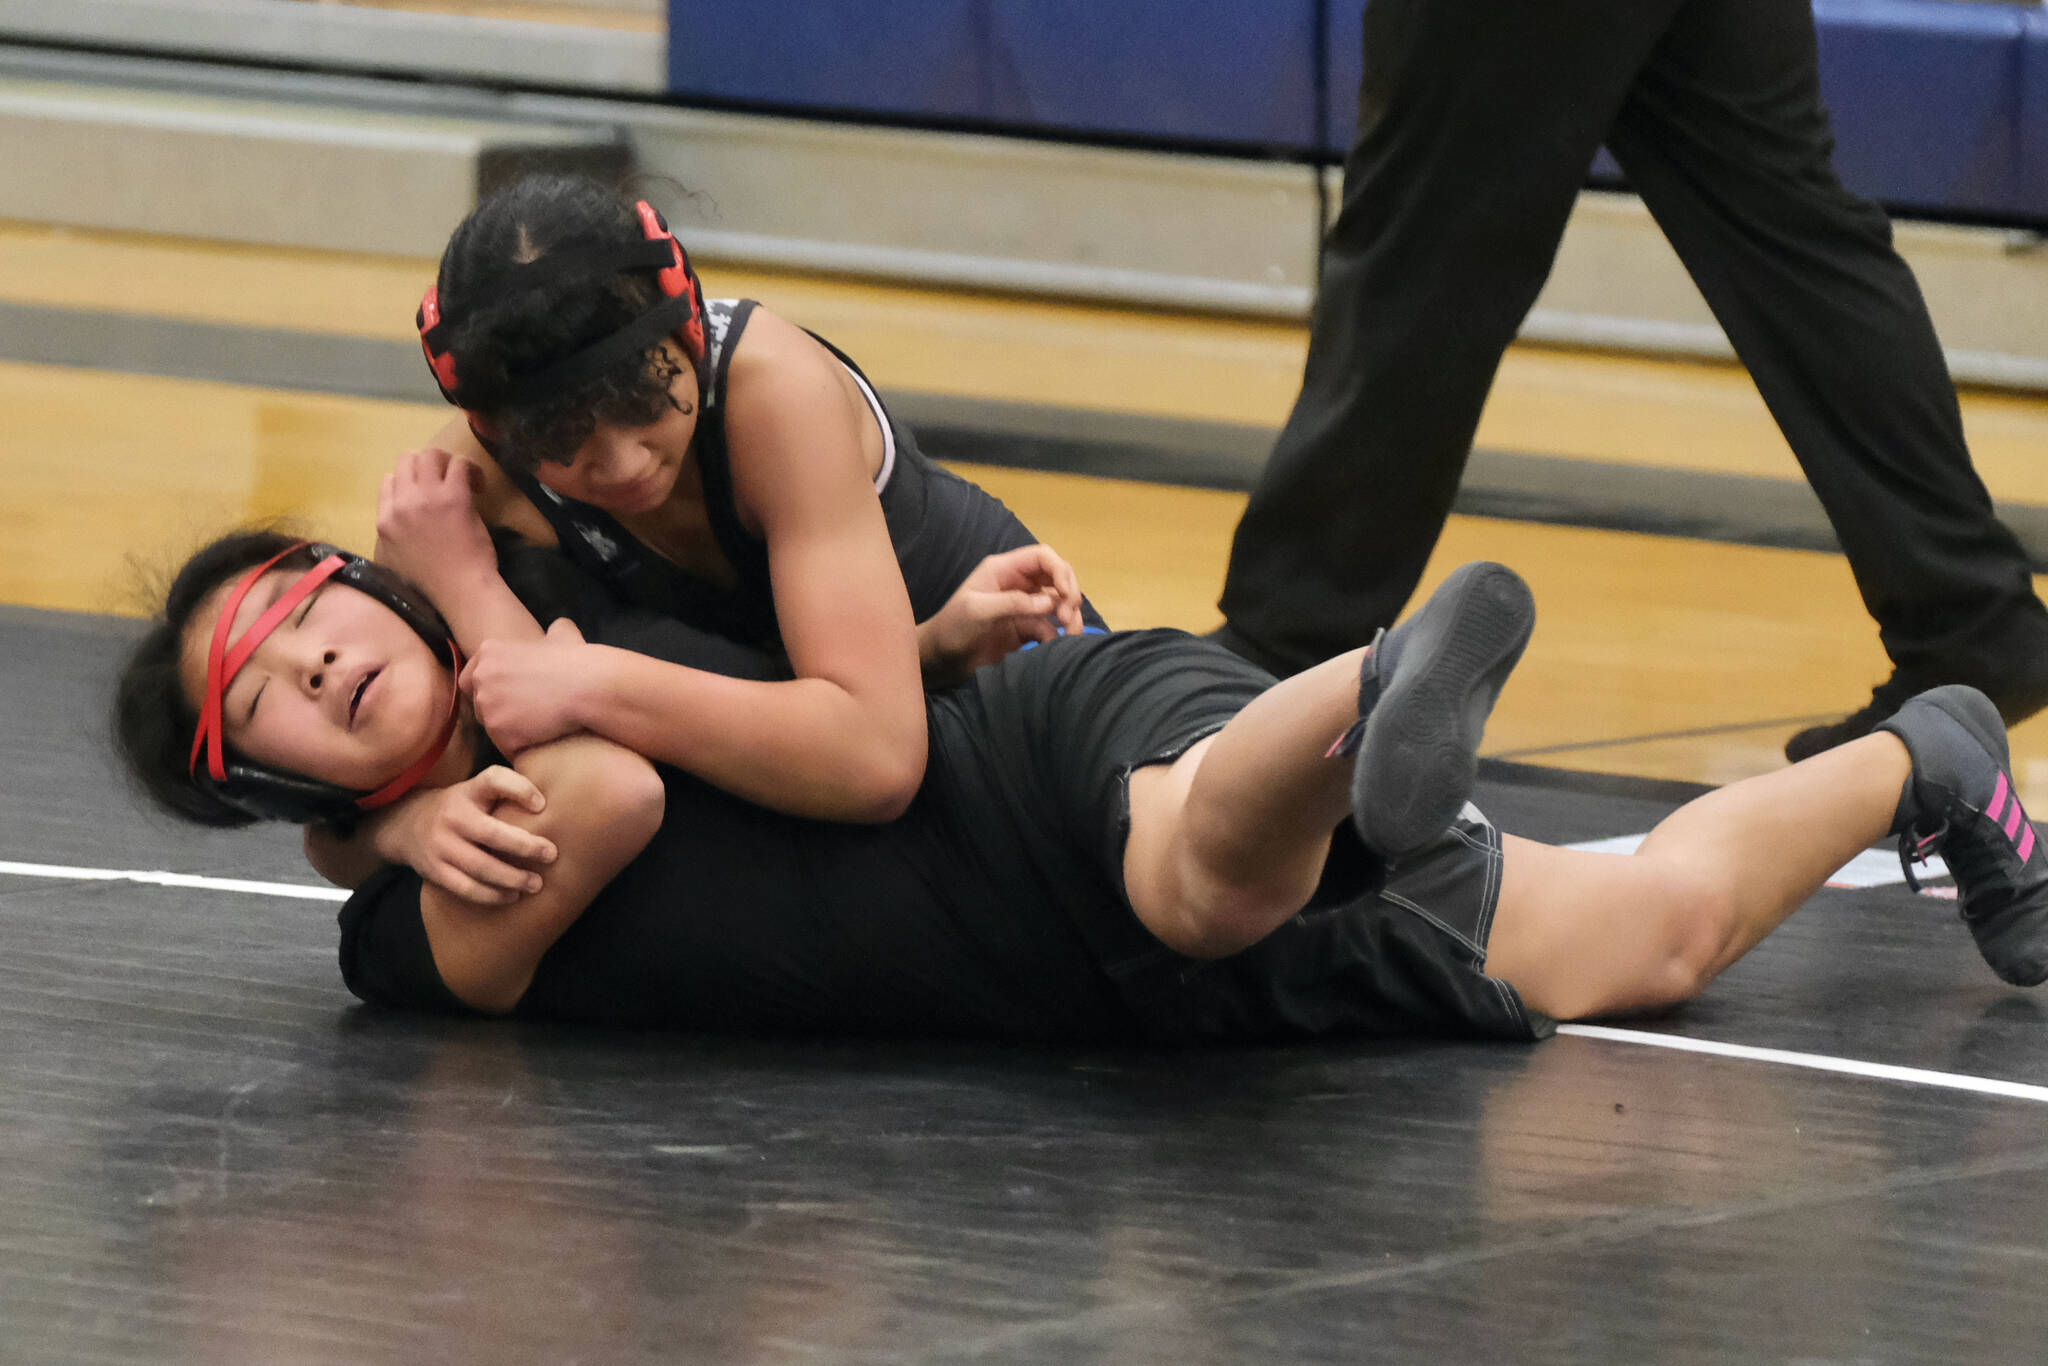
[112,530,329,828]
[435,174,697,474]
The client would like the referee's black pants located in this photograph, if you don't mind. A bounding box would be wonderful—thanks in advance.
[1219,0,2048,686]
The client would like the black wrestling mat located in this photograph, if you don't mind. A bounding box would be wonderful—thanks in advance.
[7,604,2048,1364]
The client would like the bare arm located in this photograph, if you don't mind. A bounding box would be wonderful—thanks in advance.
[465,311,934,822]
[911,543,1087,687]
[303,767,554,897]
[375,446,544,655]
[461,623,909,823]
[418,733,665,1014]
[717,308,929,815]
[306,821,384,890]
[424,413,559,548]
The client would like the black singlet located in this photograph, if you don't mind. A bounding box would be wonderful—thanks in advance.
[339,551,1545,1048]
[498,298,1107,650]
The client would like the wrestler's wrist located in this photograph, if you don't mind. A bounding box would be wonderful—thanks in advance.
[914,618,947,672]
[366,794,423,856]
[435,558,508,612]
[577,644,629,731]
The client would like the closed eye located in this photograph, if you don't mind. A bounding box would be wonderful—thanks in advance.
[243,587,323,723]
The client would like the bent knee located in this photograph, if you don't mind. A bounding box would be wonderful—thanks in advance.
[1145,861,1316,960]
[1519,864,1739,1020]
[1128,820,1326,960]
[1629,869,1740,1010]
[1145,878,1291,959]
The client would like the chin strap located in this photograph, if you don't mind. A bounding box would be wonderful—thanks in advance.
[189,544,465,809]
[355,641,465,810]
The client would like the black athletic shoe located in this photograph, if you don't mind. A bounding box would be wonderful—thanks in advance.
[1784,671,1932,764]
[1338,562,1536,860]
[1788,666,2048,763]
[1878,685,2048,986]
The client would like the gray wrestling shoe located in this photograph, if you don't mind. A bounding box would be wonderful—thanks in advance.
[1336,562,1536,860]
[1878,685,2048,986]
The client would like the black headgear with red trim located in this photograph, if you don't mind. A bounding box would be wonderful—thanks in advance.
[187,543,465,826]
[416,199,708,420]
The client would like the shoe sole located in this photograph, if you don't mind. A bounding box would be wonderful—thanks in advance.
[1351,563,1535,858]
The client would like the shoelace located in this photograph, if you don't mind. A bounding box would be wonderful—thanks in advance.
[1901,805,2027,906]
[1897,822,1948,894]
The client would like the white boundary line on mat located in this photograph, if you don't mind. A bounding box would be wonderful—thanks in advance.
[0,859,348,902]
[1557,1024,2048,1105]
[9,858,2040,1104]
[4,836,1925,904]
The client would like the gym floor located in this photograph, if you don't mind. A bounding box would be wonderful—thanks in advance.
[6,221,2048,1361]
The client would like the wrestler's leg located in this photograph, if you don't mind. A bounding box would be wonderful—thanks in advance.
[1485,734,1908,1019]
[1124,565,1532,958]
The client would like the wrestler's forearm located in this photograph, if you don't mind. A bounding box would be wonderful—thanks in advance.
[305,821,382,889]
[302,799,417,889]
[433,564,546,654]
[574,645,924,824]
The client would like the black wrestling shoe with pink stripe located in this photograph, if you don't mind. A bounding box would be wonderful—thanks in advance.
[1878,685,2048,986]
[1335,562,1536,860]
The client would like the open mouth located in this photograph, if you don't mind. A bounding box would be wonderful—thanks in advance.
[348,669,379,728]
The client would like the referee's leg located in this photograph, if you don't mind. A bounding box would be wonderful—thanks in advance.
[1217,0,1677,674]
[1608,0,2048,750]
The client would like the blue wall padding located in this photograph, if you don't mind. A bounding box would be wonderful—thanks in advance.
[1325,0,2035,219]
[1811,0,2026,218]
[978,3,1318,147]
[2019,6,2048,219]
[670,0,2046,223]
[669,0,1320,149]
[669,2,989,124]
[1321,0,1363,156]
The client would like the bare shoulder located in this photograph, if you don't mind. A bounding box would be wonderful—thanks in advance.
[723,304,844,411]
[729,301,806,358]
[722,305,875,491]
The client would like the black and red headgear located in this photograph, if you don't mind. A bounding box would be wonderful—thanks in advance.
[186,542,465,825]
[416,200,708,421]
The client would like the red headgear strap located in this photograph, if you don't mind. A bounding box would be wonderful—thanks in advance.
[353,667,465,811]
[633,199,706,365]
[189,544,341,783]
[188,545,464,811]
[416,287,461,400]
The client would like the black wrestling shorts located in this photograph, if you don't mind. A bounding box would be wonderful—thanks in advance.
[977,628,1551,1047]
[1122,808,1553,1046]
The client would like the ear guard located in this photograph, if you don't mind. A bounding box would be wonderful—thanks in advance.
[187,543,465,826]
[634,200,707,363]
[416,199,707,417]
